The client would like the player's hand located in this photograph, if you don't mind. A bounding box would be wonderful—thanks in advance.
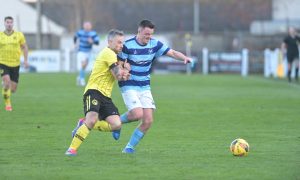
[183,57,193,64]
[88,37,93,44]
[121,69,130,81]
[123,60,131,71]
[24,61,29,69]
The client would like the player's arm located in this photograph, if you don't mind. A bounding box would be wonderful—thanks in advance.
[92,34,100,45]
[281,41,287,54]
[87,32,100,45]
[74,32,80,50]
[118,59,131,72]
[166,49,193,64]
[21,43,29,68]
[109,62,130,81]
[73,36,77,44]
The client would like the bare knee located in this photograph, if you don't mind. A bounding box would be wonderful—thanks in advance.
[2,77,10,89]
[11,87,17,93]
[140,117,153,132]
[81,60,88,69]
[128,108,143,120]
[113,121,121,130]
[110,118,121,130]
[85,112,98,129]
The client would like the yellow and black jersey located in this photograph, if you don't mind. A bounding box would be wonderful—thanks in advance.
[0,31,26,67]
[84,47,118,97]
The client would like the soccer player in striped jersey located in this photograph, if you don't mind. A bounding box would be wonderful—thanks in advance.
[115,20,193,153]
[0,16,29,111]
[74,21,100,86]
[65,29,130,156]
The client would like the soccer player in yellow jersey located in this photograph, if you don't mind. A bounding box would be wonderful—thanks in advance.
[65,29,130,156]
[0,16,29,111]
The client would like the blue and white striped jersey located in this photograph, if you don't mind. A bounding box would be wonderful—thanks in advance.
[74,29,100,52]
[118,37,170,92]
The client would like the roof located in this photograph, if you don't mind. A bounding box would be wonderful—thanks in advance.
[0,0,66,35]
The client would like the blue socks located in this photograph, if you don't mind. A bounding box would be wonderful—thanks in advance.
[120,112,129,123]
[126,128,144,149]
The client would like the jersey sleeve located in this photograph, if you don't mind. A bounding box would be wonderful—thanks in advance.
[117,45,129,62]
[19,32,26,45]
[92,32,100,45]
[155,40,170,58]
[105,50,118,67]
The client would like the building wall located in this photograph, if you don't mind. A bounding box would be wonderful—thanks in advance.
[41,0,272,33]
[273,0,300,20]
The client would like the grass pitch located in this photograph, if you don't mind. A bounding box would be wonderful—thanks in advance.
[0,73,299,179]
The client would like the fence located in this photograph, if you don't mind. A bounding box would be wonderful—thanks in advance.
[20,48,268,76]
[202,48,249,76]
[264,48,299,78]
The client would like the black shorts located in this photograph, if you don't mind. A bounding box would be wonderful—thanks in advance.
[83,89,119,120]
[0,64,20,83]
[287,54,299,63]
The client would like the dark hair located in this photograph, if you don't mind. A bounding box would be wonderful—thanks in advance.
[139,19,155,29]
[4,16,13,21]
[107,29,124,41]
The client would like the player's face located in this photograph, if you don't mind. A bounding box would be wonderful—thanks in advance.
[289,27,296,36]
[109,35,124,54]
[138,27,154,45]
[83,22,92,31]
[4,19,14,31]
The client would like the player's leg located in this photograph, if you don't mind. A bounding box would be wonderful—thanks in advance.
[71,117,85,138]
[105,115,121,131]
[79,58,88,86]
[1,74,12,111]
[119,90,144,123]
[72,117,120,138]
[9,65,20,94]
[10,81,18,93]
[94,99,121,135]
[66,90,100,156]
[0,64,13,111]
[294,58,299,81]
[122,90,155,153]
[79,52,89,86]
[287,59,292,82]
[71,99,121,137]
[122,108,153,153]
[65,111,97,156]
[113,90,143,140]
[76,52,87,86]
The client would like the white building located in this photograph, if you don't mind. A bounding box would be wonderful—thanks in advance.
[250,0,300,35]
[0,0,66,48]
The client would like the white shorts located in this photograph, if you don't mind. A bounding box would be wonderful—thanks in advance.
[77,51,92,70]
[122,90,156,111]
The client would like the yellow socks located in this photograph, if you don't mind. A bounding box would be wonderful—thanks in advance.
[2,88,11,107]
[93,120,112,132]
[69,124,90,150]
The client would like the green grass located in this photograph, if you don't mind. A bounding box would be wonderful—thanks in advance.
[0,73,299,179]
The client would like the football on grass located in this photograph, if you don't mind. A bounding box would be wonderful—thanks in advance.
[230,138,249,156]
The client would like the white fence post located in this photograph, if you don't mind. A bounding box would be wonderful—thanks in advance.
[63,48,71,72]
[241,48,248,77]
[264,48,271,77]
[202,48,208,75]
